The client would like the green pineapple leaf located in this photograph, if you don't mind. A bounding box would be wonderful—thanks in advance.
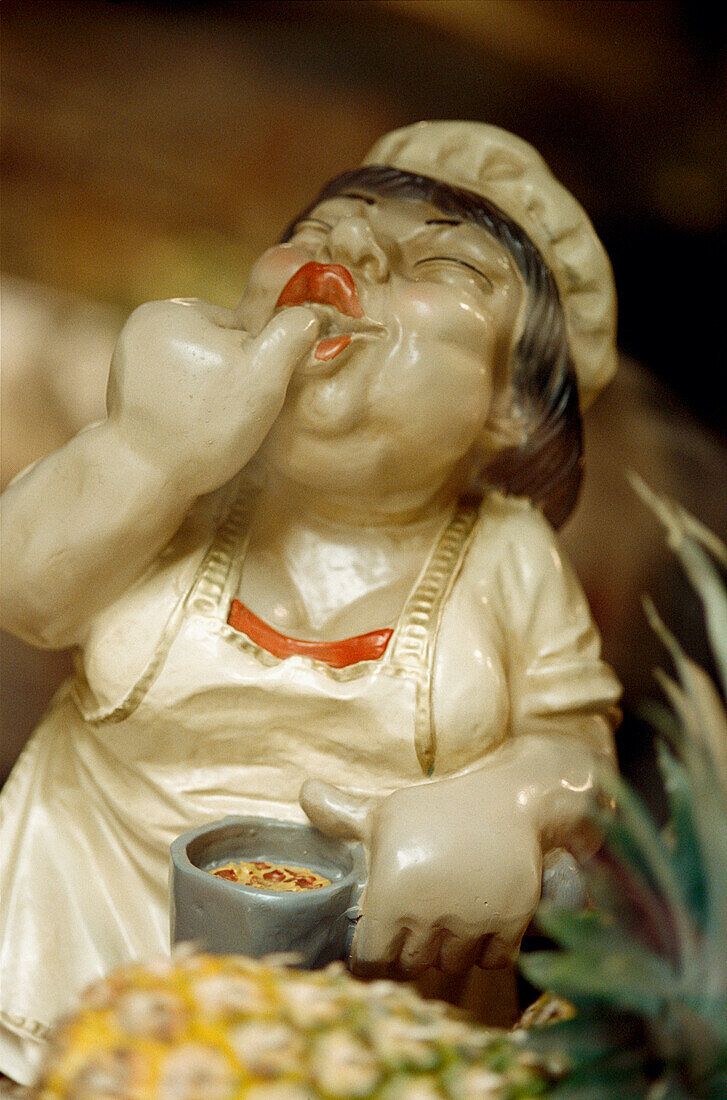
[643,595,727,790]
[596,768,699,970]
[523,1011,642,1066]
[545,1056,657,1099]
[627,473,727,694]
[521,940,678,1018]
[521,481,727,1099]
[655,741,706,926]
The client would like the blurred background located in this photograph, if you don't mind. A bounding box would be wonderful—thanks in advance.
[2,0,726,811]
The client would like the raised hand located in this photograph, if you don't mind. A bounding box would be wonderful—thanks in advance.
[1,300,320,645]
[107,298,320,496]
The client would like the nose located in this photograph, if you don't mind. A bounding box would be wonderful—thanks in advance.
[325,216,389,282]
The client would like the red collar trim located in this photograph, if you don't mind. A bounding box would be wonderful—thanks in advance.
[227,600,393,668]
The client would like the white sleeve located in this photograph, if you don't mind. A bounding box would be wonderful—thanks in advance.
[484,497,621,753]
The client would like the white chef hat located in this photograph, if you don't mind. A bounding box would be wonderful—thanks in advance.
[362,121,617,409]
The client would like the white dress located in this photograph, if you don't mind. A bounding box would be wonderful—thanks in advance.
[0,476,620,1083]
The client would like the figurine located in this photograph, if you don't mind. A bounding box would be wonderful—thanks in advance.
[0,121,621,1085]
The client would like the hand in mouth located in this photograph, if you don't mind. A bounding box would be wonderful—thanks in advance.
[276,262,381,364]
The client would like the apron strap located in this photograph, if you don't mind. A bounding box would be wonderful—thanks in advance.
[77,470,479,767]
[186,476,262,618]
[387,502,480,775]
[73,475,261,724]
[198,484,481,776]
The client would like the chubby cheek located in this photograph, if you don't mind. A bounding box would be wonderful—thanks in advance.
[235,245,310,333]
[389,291,500,444]
[396,283,500,363]
[418,369,489,458]
[376,342,490,463]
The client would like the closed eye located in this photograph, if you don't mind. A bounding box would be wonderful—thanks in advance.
[414,256,494,290]
[339,191,377,205]
[293,216,332,232]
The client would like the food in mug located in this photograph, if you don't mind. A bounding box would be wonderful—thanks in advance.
[208,859,330,891]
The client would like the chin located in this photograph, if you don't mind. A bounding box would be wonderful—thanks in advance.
[262,426,391,498]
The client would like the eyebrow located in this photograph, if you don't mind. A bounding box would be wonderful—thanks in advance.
[339,190,377,205]
[425,218,461,226]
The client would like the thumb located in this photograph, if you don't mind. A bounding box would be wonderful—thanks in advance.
[249,306,320,374]
[167,297,239,329]
[300,779,376,843]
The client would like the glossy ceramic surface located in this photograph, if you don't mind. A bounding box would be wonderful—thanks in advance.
[0,121,621,1083]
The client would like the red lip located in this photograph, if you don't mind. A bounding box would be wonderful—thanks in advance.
[313,334,352,361]
[276,262,364,319]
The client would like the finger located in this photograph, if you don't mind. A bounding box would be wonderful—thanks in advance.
[167,297,239,329]
[350,917,406,979]
[299,779,375,843]
[438,933,481,975]
[478,928,525,970]
[397,926,442,976]
[249,306,320,373]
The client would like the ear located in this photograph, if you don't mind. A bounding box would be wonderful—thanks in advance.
[480,281,527,459]
[475,386,525,461]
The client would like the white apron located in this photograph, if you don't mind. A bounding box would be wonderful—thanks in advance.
[0,480,481,1080]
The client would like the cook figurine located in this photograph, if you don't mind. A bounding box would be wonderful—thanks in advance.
[0,121,620,1085]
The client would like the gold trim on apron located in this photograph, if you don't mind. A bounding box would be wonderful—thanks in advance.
[72,478,261,724]
[73,476,480,773]
[388,504,480,774]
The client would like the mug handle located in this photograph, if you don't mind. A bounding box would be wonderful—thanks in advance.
[343,843,367,958]
[342,895,363,959]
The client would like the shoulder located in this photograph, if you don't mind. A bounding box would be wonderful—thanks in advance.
[464,490,565,583]
[460,491,589,633]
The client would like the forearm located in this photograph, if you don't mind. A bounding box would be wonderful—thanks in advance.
[1,298,320,650]
[0,419,196,648]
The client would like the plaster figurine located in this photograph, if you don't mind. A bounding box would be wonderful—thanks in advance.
[0,121,621,1085]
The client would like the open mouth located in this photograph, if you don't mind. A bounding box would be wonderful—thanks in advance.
[276,262,383,364]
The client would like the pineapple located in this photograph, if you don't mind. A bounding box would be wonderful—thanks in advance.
[32,950,551,1099]
[520,478,727,1098]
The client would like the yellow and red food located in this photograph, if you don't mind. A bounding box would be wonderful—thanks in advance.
[208,859,330,891]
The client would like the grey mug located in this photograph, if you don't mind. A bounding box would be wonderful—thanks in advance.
[170,815,366,968]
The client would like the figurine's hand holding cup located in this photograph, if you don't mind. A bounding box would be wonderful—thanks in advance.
[301,774,543,978]
[106,298,319,496]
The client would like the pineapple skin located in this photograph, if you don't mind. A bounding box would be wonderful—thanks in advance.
[33,951,551,1100]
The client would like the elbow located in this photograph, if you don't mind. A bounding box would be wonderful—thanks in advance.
[2,604,73,651]
[1,525,90,648]
[536,712,620,762]
[590,709,620,764]
[1,577,83,650]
